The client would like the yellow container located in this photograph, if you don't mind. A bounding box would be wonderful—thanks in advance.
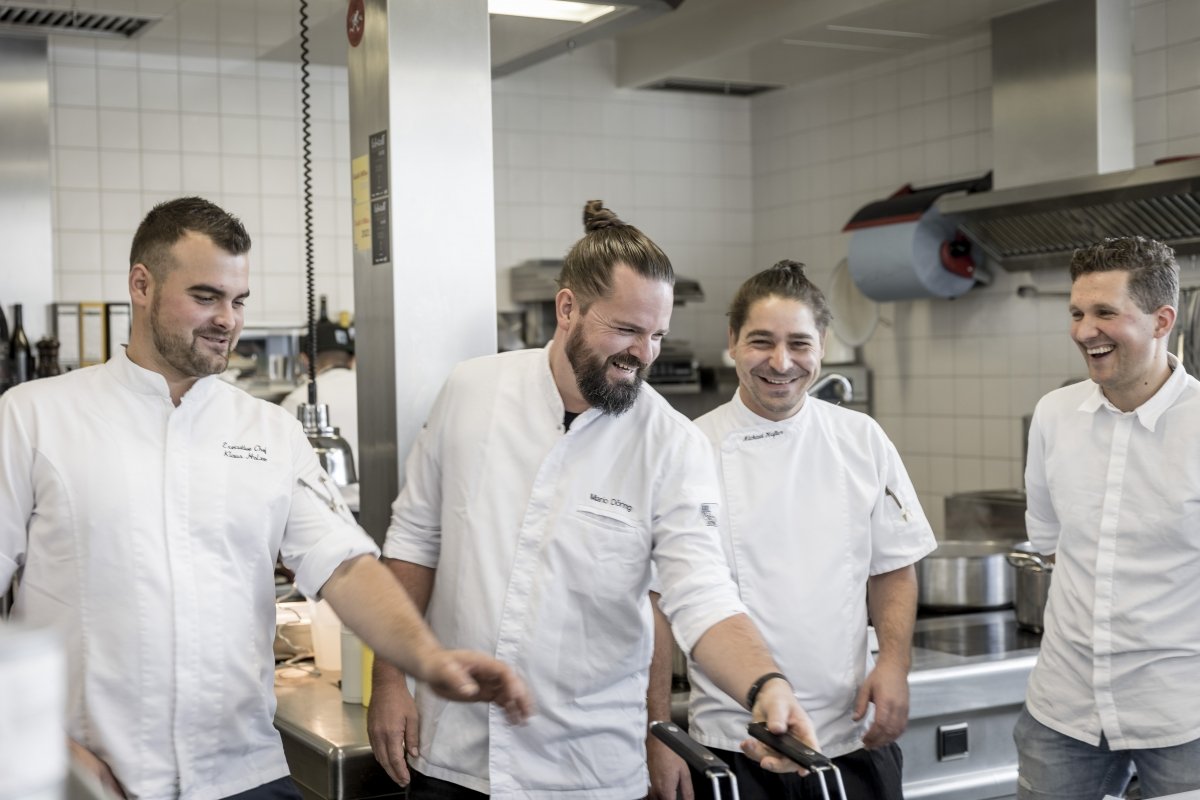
[361,644,374,707]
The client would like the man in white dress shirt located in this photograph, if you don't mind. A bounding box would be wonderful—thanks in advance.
[0,197,530,800]
[1016,235,1200,799]
[367,201,819,799]
[648,260,935,800]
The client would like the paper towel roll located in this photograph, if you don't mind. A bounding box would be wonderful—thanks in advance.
[847,206,976,301]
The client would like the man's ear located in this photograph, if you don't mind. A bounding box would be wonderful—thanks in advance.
[555,288,576,331]
[1153,304,1177,340]
[129,263,153,307]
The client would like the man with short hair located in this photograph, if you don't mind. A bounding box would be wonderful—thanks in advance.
[1015,235,1200,798]
[368,202,818,799]
[0,196,530,800]
[649,260,935,800]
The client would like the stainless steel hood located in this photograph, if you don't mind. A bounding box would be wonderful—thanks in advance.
[935,0,1200,270]
[939,159,1200,271]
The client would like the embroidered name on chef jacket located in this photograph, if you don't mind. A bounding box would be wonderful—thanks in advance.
[742,429,785,442]
[588,492,634,514]
[700,503,719,527]
[222,441,269,461]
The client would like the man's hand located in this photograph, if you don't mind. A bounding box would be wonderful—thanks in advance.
[853,659,909,748]
[68,739,126,799]
[418,649,534,725]
[647,736,694,800]
[739,679,820,775]
[367,680,421,787]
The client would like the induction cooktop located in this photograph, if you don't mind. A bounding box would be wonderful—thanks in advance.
[912,613,1041,658]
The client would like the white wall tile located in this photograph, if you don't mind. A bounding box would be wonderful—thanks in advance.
[54,64,99,106]
[140,111,182,152]
[139,71,180,112]
[1135,1,1168,52]
[97,68,139,110]
[1166,0,1200,47]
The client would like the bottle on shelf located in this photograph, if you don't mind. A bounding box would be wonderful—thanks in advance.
[8,304,35,385]
[0,304,10,392]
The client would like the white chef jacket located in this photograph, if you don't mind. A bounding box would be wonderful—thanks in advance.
[383,344,747,799]
[688,391,936,758]
[280,367,359,473]
[1024,355,1200,750]
[0,350,378,800]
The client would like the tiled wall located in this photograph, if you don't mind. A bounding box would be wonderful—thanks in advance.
[491,41,754,357]
[38,0,1200,532]
[749,0,1200,533]
[48,7,353,326]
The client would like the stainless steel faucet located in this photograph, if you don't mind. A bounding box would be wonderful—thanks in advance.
[808,373,853,403]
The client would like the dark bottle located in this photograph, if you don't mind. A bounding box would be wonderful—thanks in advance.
[9,304,36,385]
[318,294,330,322]
[35,336,61,378]
[0,305,9,391]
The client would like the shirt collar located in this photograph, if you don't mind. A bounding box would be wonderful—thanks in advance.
[104,347,220,404]
[1077,353,1189,431]
[729,386,808,429]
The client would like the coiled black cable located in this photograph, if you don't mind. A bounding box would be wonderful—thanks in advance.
[299,0,317,405]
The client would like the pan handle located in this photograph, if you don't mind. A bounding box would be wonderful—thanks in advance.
[649,720,732,777]
[746,722,832,770]
[1006,550,1053,571]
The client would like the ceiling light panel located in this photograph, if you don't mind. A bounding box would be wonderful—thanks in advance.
[489,0,616,24]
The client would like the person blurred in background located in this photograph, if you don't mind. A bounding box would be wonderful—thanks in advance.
[280,318,359,474]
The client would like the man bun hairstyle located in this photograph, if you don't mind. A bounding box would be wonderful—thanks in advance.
[728,259,833,337]
[1069,235,1179,313]
[558,199,673,310]
[130,196,251,280]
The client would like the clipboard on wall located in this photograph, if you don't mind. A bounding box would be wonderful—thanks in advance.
[79,302,106,367]
[53,303,81,371]
[105,303,130,361]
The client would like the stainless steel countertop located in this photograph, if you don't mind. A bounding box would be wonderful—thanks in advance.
[273,668,402,800]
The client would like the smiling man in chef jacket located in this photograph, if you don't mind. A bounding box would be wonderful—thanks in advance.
[1015,236,1200,799]
[649,260,936,800]
[367,201,820,799]
[0,196,531,800]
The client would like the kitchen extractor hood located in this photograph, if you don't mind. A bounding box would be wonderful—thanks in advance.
[510,258,704,305]
[936,0,1200,271]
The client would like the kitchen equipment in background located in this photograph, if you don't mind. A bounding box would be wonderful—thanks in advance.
[809,362,871,417]
[843,174,992,302]
[917,541,1016,611]
[1007,542,1053,633]
[944,490,1027,542]
[826,257,879,355]
[34,337,60,378]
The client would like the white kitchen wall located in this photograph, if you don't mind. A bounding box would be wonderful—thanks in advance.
[491,41,754,359]
[748,0,1200,533]
[48,6,353,326]
[39,0,1200,532]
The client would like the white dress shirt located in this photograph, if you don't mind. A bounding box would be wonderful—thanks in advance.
[280,366,359,474]
[383,345,747,799]
[0,350,378,800]
[1024,355,1200,750]
[689,392,936,757]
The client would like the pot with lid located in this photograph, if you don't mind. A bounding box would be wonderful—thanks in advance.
[916,540,1016,611]
[1007,542,1054,633]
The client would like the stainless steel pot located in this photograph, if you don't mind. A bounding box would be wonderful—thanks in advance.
[916,540,1015,611]
[1006,542,1053,633]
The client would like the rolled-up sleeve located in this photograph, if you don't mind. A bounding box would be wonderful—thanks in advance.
[280,426,379,599]
[382,384,448,568]
[1024,402,1060,555]
[651,427,746,654]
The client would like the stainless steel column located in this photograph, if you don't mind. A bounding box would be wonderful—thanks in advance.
[347,1,497,543]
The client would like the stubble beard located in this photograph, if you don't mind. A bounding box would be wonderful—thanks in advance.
[149,293,232,379]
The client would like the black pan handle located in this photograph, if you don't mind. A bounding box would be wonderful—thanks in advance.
[746,722,832,770]
[649,721,732,775]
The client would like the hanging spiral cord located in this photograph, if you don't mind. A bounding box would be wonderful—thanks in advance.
[299,0,318,405]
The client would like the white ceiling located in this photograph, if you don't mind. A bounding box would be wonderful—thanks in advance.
[7,0,1057,90]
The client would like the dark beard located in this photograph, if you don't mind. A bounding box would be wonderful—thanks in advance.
[150,295,230,378]
[565,325,648,417]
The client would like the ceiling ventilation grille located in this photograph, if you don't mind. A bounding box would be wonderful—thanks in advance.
[644,77,779,97]
[0,3,156,39]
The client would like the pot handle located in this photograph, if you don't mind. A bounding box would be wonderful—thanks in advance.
[1007,550,1053,571]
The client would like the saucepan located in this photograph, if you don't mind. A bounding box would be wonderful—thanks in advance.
[1006,541,1053,633]
[916,540,1015,611]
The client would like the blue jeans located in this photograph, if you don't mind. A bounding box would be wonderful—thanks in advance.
[221,776,303,800]
[1014,706,1200,799]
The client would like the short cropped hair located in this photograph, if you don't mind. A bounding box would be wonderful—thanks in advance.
[1069,236,1179,313]
[130,196,251,279]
